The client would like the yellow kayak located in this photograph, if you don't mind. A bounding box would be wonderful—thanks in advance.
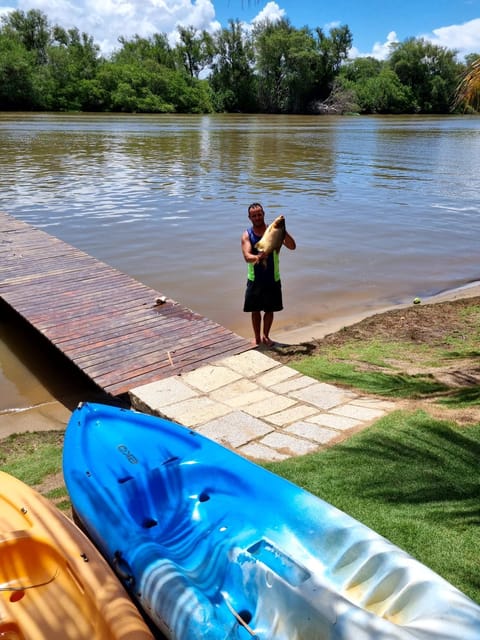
[0,470,154,640]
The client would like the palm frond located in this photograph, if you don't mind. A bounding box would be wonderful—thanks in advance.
[453,57,480,111]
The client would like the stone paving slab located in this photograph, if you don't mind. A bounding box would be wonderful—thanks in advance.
[219,350,278,377]
[330,404,386,421]
[288,383,355,410]
[181,365,242,392]
[244,393,297,418]
[238,442,290,462]
[196,411,273,449]
[130,349,397,462]
[131,376,198,412]
[260,431,319,457]
[350,398,397,410]
[307,413,362,431]
[157,396,231,427]
[269,375,315,394]
[214,386,274,409]
[209,379,260,405]
[266,404,318,427]
[256,366,299,386]
[285,421,340,444]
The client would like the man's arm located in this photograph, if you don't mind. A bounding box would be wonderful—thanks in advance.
[241,230,264,264]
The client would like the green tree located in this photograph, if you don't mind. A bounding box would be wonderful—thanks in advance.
[0,31,36,109]
[113,33,176,69]
[96,61,174,112]
[356,68,413,113]
[252,19,353,113]
[388,37,461,112]
[253,19,319,113]
[209,19,256,112]
[339,56,384,83]
[176,26,215,78]
[1,9,51,65]
[312,24,353,101]
[338,57,413,113]
[96,57,214,113]
[104,33,214,113]
[43,27,101,110]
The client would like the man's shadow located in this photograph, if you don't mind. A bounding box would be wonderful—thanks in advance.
[256,341,317,357]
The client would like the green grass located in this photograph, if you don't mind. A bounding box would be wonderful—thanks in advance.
[289,331,480,400]
[266,410,480,604]
[438,386,480,408]
[293,355,449,397]
[314,339,424,367]
[443,306,480,352]
[0,431,64,485]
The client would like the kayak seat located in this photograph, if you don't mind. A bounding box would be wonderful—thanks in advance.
[0,533,59,590]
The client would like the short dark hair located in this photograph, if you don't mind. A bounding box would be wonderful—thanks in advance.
[248,202,263,214]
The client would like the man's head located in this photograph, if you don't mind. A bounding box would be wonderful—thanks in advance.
[248,202,265,225]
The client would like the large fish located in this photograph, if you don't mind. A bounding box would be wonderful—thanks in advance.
[254,215,286,267]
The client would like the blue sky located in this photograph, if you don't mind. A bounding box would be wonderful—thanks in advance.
[1,0,479,60]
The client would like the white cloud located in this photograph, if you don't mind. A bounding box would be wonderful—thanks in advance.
[350,18,480,62]
[424,18,480,59]
[251,1,285,26]
[11,0,221,54]
[0,5,15,17]
[350,30,398,61]
[370,30,399,60]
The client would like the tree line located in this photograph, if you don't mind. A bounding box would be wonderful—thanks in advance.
[0,9,478,115]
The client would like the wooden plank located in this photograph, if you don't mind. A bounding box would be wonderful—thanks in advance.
[0,212,251,396]
[75,321,231,373]
[101,337,249,396]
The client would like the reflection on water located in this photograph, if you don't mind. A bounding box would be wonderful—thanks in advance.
[1,113,480,408]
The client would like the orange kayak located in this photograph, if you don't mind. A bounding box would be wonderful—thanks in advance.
[0,471,155,640]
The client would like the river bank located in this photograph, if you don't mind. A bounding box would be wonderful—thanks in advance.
[1,280,479,441]
[273,280,480,345]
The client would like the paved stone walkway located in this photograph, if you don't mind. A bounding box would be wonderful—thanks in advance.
[130,350,395,461]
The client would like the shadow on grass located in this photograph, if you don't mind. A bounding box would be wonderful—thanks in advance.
[344,416,480,512]
[267,410,480,600]
[271,411,480,523]
[294,363,449,398]
[439,386,480,407]
[442,350,480,359]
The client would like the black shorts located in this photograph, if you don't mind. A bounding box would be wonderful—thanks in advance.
[243,279,283,313]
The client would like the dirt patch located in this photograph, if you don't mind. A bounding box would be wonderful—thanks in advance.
[33,471,65,494]
[306,297,477,349]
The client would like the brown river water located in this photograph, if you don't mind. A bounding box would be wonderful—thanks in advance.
[1,112,480,412]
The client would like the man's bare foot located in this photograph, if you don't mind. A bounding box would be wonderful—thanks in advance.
[262,336,274,347]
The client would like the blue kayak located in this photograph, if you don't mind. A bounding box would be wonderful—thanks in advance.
[63,402,480,639]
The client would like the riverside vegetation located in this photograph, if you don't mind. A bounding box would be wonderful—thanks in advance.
[1,8,479,115]
[1,296,479,604]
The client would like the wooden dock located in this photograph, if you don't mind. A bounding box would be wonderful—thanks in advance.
[0,212,251,396]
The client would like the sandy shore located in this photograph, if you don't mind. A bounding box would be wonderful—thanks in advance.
[0,401,73,440]
[2,281,479,440]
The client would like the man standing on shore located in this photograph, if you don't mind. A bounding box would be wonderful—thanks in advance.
[241,202,296,346]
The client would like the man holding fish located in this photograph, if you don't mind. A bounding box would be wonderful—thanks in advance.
[241,202,296,346]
